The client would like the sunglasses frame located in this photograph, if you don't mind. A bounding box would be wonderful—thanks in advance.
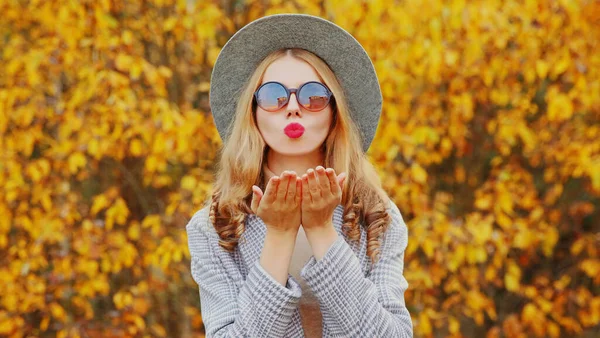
[253,81,334,112]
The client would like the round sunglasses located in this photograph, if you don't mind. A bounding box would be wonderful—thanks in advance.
[253,81,334,112]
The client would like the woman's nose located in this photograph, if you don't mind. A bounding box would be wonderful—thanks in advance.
[286,93,301,113]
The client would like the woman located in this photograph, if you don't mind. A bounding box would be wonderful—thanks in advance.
[186,13,413,337]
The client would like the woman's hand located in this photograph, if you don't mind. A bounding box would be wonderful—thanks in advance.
[300,166,347,231]
[251,171,302,235]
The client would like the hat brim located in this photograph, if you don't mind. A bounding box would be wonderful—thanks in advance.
[209,13,382,152]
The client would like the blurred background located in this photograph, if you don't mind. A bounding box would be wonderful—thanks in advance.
[1,0,599,337]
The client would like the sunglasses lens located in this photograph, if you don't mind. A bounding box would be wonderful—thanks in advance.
[298,82,330,111]
[256,83,287,111]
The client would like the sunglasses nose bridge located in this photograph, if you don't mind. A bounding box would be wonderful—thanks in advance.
[286,88,301,111]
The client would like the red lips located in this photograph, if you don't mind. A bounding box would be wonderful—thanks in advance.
[284,122,305,138]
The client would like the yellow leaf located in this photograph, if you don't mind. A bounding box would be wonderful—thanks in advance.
[419,310,432,335]
[128,222,140,240]
[548,322,560,337]
[422,239,434,258]
[570,238,586,255]
[547,94,573,122]
[517,123,537,151]
[505,262,521,291]
[449,316,460,333]
[513,229,533,249]
[542,227,559,257]
[181,175,197,191]
[590,163,600,192]
[580,259,600,278]
[131,61,143,80]
[475,194,492,210]
[115,53,134,71]
[68,152,87,174]
[57,329,68,338]
[411,163,428,184]
[151,324,167,337]
[536,298,553,314]
[133,298,150,314]
[163,17,177,32]
[472,217,492,244]
[495,211,513,230]
[485,304,497,321]
[551,51,571,78]
[142,215,161,229]
[129,139,143,156]
[522,303,539,323]
[466,245,483,264]
[145,155,161,173]
[448,244,465,271]
[198,81,211,92]
[91,194,109,216]
[50,302,66,321]
[133,314,146,330]
[40,316,50,331]
[553,275,571,291]
[88,138,100,159]
[498,192,514,215]
[536,60,549,79]
[122,30,134,45]
[158,66,172,78]
[113,292,133,310]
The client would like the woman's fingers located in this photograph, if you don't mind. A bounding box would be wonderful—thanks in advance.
[264,176,279,203]
[307,168,321,200]
[337,172,347,190]
[286,172,298,203]
[260,167,342,210]
[326,168,339,195]
[302,174,311,203]
[295,177,302,203]
[250,185,262,214]
[316,166,330,194]
[277,172,291,201]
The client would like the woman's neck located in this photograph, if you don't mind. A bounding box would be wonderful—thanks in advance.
[264,148,324,179]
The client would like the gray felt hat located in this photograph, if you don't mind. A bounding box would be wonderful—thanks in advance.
[209,13,383,152]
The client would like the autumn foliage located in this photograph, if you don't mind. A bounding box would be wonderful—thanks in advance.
[1,0,599,337]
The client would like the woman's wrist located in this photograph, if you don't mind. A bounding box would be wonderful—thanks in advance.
[304,224,338,261]
[260,226,298,286]
[266,226,299,239]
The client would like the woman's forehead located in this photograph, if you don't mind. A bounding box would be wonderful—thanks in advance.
[261,56,323,87]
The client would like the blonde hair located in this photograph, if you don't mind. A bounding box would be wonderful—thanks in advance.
[207,48,391,266]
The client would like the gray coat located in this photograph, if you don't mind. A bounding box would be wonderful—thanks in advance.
[186,200,413,337]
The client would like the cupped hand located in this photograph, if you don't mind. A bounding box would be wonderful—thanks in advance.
[300,166,347,230]
[251,171,302,235]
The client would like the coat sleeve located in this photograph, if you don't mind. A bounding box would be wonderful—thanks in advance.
[300,201,413,337]
[186,207,302,338]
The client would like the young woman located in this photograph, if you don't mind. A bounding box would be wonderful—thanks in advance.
[186,13,413,337]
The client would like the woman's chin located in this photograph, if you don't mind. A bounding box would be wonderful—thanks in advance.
[269,141,321,156]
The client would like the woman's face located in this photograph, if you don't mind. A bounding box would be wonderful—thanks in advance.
[255,55,333,156]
